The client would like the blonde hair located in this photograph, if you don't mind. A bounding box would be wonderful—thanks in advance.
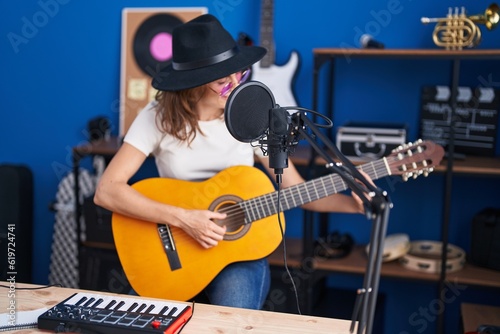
[154,86,208,144]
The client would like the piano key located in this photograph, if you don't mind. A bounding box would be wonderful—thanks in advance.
[158,305,169,316]
[145,304,155,314]
[104,299,116,309]
[83,297,96,307]
[116,299,146,312]
[114,300,126,310]
[63,294,87,306]
[68,293,111,309]
[90,298,104,308]
[136,302,165,315]
[127,302,139,312]
[75,296,88,306]
[93,296,115,309]
[135,303,147,313]
[167,307,178,317]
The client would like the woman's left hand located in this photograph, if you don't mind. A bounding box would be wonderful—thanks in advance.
[351,170,376,214]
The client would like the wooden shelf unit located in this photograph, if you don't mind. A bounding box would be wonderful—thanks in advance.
[313,48,500,59]
[292,144,500,175]
[267,238,500,289]
[306,48,500,332]
[435,155,500,175]
[461,303,500,333]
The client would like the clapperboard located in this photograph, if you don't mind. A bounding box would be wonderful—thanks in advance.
[420,86,499,156]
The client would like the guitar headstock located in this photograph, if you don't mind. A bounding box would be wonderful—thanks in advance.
[387,140,445,181]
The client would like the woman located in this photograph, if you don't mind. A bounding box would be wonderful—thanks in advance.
[94,14,370,310]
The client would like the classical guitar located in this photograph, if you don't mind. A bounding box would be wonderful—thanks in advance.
[112,140,444,301]
[251,0,300,107]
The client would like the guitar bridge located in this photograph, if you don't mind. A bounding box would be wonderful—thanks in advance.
[157,224,182,271]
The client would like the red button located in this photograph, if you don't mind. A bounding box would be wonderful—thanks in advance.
[151,320,161,329]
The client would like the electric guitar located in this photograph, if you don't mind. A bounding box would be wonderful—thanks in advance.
[251,0,300,107]
[112,140,444,301]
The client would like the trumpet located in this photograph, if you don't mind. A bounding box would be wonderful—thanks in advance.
[421,3,499,50]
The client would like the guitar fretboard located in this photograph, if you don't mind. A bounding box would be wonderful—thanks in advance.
[239,158,390,223]
[259,0,275,68]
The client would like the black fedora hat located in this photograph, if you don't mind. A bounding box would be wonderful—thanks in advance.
[152,14,266,91]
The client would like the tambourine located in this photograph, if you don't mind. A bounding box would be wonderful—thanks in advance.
[366,233,410,262]
[399,240,466,273]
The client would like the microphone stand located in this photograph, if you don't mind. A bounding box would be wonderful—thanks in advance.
[287,110,392,334]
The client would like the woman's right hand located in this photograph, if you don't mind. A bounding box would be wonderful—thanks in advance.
[173,209,227,249]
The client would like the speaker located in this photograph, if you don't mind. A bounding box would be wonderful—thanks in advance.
[0,164,33,283]
[79,246,131,294]
[470,208,500,271]
[83,196,113,244]
[120,7,207,136]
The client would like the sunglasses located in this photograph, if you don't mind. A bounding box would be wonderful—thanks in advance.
[216,69,251,97]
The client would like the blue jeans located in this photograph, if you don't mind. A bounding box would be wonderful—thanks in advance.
[204,258,271,310]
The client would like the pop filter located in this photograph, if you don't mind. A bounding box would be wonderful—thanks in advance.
[224,81,276,142]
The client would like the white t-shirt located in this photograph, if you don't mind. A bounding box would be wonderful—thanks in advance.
[124,102,263,181]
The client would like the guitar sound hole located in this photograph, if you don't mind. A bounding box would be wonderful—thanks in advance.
[209,194,250,241]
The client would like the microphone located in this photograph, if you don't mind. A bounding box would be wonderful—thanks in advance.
[224,81,292,179]
[360,34,385,49]
[266,106,290,175]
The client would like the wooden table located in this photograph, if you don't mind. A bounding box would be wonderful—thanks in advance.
[0,282,356,333]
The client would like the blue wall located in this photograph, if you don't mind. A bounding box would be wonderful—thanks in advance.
[2,1,500,334]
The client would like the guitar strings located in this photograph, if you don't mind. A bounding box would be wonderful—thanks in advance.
[213,158,390,230]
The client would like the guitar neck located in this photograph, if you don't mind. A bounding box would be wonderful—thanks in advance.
[259,0,275,68]
[240,158,391,222]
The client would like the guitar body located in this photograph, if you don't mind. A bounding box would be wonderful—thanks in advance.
[112,165,285,301]
[252,51,300,107]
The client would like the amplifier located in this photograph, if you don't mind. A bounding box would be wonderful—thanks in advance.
[336,122,407,161]
[470,208,500,271]
[0,164,33,282]
[83,196,113,244]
